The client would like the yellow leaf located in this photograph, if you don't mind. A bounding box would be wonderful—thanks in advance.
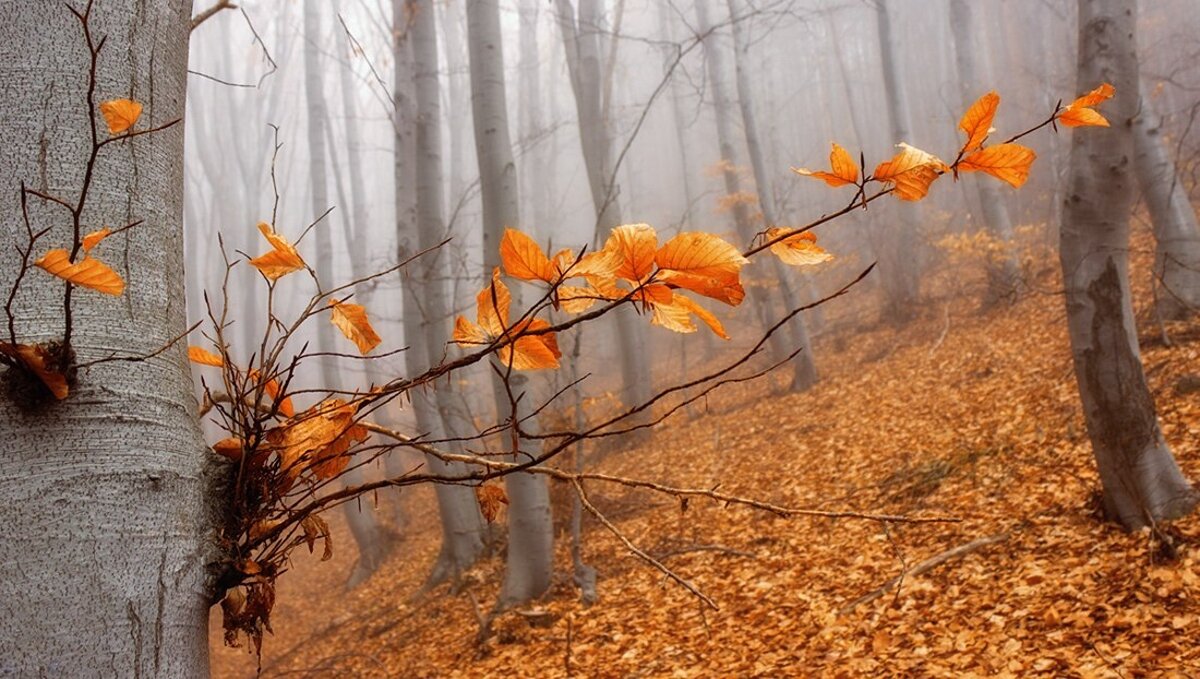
[1058,83,1115,128]
[958,143,1037,188]
[35,249,125,295]
[765,228,834,267]
[0,342,69,399]
[81,227,112,253]
[188,345,225,367]
[249,222,305,281]
[500,229,555,283]
[98,98,143,134]
[792,142,859,187]
[601,224,658,284]
[476,484,509,523]
[959,91,999,153]
[873,143,948,201]
[653,232,748,306]
[557,285,602,313]
[329,300,382,355]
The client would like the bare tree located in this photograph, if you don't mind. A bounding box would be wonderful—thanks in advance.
[1059,0,1196,529]
[467,0,554,607]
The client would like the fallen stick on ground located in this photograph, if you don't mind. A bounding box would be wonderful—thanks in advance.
[840,532,1009,614]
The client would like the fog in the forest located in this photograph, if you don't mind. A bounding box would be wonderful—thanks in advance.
[182,0,1200,487]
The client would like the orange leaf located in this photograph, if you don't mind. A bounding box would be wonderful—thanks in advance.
[212,437,245,462]
[872,143,948,201]
[500,229,555,283]
[959,91,999,153]
[453,316,492,347]
[557,285,603,313]
[0,342,69,399]
[476,484,509,523]
[329,300,382,355]
[188,345,224,367]
[1058,83,1114,128]
[646,290,729,339]
[601,224,658,284]
[249,368,295,418]
[653,232,748,306]
[35,249,125,295]
[958,143,1037,188]
[265,398,368,483]
[792,142,859,187]
[498,318,561,371]
[98,98,143,134]
[81,227,112,253]
[249,222,305,281]
[765,228,834,267]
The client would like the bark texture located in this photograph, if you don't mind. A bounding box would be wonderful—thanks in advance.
[0,0,217,674]
[466,0,554,607]
[1132,84,1200,320]
[1060,0,1196,529]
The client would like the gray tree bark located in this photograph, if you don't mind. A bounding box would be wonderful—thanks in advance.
[400,0,490,587]
[1132,84,1200,320]
[725,0,818,390]
[466,0,554,607]
[0,0,219,674]
[875,0,923,321]
[948,0,1020,306]
[1060,0,1196,529]
[555,0,652,419]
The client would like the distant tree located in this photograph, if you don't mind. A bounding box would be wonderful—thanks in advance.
[1059,0,1196,528]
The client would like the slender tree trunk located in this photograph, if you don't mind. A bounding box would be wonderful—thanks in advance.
[401,0,489,587]
[875,0,923,321]
[1133,84,1200,320]
[726,0,818,390]
[948,0,1020,306]
[695,0,794,373]
[466,0,553,607]
[1060,0,1196,529]
[0,1,219,673]
[555,0,652,419]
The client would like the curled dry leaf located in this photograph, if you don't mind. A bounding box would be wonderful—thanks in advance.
[792,142,859,187]
[1058,82,1115,128]
[188,345,224,367]
[476,484,509,523]
[249,222,305,281]
[264,398,369,484]
[958,143,1037,188]
[35,249,125,295]
[301,515,334,560]
[98,98,142,135]
[81,227,112,253]
[453,269,560,370]
[0,342,69,400]
[653,231,748,306]
[959,91,1000,153]
[873,143,949,201]
[328,299,382,355]
[765,228,834,267]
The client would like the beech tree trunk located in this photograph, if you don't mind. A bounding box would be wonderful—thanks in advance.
[0,1,219,674]
[1060,0,1196,529]
[948,0,1020,306]
[1132,84,1200,320]
[400,0,489,586]
[466,0,554,607]
[874,0,923,321]
[725,0,818,390]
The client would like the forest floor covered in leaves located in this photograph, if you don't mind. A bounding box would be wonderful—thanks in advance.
[211,228,1200,677]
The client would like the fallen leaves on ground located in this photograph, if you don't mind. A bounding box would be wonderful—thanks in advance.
[211,223,1200,678]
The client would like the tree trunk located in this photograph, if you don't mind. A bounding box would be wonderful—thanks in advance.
[725,0,818,390]
[466,0,554,607]
[555,0,652,421]
[694,0,794,373]
[401,0,490,587]
[948,0,1020,306]
[1133,84,1200,320]
[1060,0,1196,529]
[0,1,219,673]
[875,0,923,321]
